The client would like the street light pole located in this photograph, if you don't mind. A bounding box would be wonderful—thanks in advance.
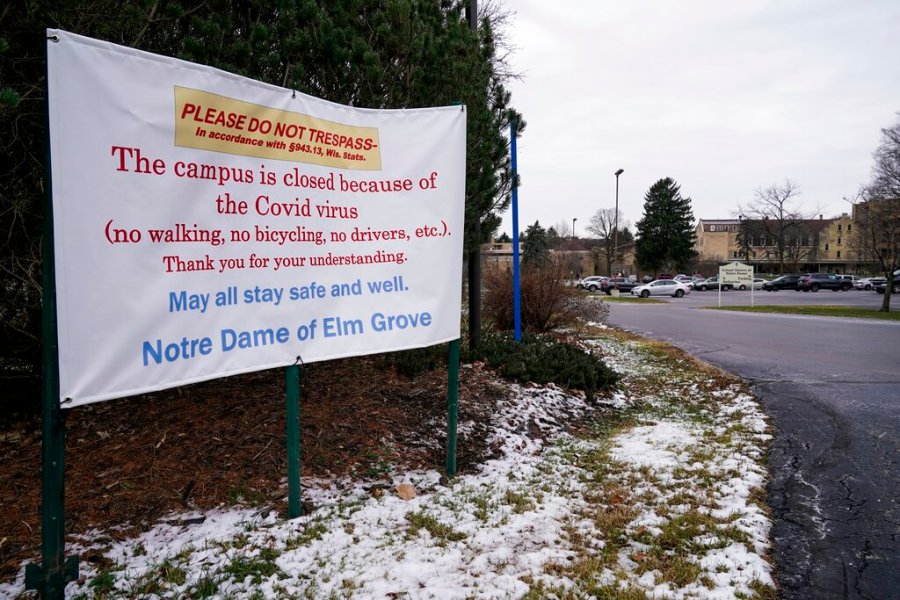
[571,217,577,276]
[614,168,624,274]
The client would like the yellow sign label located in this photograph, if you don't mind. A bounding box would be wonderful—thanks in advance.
[173,87,382,170]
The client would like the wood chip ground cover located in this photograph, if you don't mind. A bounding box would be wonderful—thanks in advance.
[1,325,775,599]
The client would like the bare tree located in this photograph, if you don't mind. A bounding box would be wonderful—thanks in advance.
[855,199,900,311]
[857,115,900,311]
[554,219,572,238]
[738,180,817,274]
[586,208,629,275]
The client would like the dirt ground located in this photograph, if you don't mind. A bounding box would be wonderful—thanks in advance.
[0,353,517,584]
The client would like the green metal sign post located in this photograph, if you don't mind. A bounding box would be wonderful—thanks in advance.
[446,339,460,478]
[25,63,79,594]
[286,364,302,518]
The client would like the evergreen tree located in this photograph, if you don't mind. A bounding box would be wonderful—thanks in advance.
[522,221,550,265]
[546,226,561,248]
[634,178,697,273]
[0,1,522,389]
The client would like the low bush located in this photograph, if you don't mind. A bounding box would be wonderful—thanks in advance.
[465,332,619,400]
[484,258,594,332]
[384,344,447,377]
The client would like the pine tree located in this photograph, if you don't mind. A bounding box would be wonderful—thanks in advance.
[522,221,551,265]
[635,178,697,273]
[0,0,521,396]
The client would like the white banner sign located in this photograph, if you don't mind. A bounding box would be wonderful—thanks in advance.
[46,30,466,407]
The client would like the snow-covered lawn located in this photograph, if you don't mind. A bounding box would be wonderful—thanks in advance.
[3,328,774,599]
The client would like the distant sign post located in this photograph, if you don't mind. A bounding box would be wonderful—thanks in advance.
[718,261,754,307]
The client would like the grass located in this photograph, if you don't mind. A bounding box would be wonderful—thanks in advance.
[706,304,900,321]
[597,294,665,304]
[405,510,467,546]
[223,547,282,584]
[89,570,116,595]
[285,520,328,549]
[159,560,187,585]
[557,328,776,598]
[503,489,535,514]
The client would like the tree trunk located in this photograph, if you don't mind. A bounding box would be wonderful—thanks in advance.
[880,277,893,312]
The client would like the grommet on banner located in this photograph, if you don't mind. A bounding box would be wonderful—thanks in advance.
[61,397,73,406]
[47,34,59,42]
[292,89,296,99]
[293,355,304,367]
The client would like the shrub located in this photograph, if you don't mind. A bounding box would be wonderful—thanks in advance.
[384,344,447,378]
[483,258,609,332]
[484,257,592,332]
[465,332,619,400]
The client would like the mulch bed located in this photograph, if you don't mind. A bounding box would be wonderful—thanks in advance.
[0,354,511,583]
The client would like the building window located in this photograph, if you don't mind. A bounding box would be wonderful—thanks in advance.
[837,251,841,258]
[837,224,842,231]
[837,238,842,245]
[847,224,852,231]
[825,243,829,251]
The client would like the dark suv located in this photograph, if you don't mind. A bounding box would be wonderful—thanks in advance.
[797,273,852,292]
[762,274,803,291]
[601,277,638,295]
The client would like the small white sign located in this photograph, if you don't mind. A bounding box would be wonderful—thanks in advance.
[719,262,753,287]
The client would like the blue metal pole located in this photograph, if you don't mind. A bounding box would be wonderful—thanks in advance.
[510,117,522,342]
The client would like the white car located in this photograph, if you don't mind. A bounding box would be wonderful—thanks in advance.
[576,276,608,292]
[631,279,692,298]
[732,277,768,291]
[854,277,884,291]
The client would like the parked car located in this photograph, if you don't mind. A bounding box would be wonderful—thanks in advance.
[631,279,692,298]
[874,270,900,294]
[673,275,698,288]
[601,277,639,295]
[733,278,767,291]
[576,276,608,292]
[855,277,886,291]
[694,276,732,291]
[762,274,803,291]
[751,278,767,290]
[797,273,853,292]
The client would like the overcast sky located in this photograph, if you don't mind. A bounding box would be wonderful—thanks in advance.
[499,0,900,238]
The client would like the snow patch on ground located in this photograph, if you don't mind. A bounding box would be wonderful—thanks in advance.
[1,333,774,599]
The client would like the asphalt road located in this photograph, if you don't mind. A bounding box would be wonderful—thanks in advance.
[605,289,900,600]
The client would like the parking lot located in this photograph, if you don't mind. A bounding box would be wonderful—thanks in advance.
[620,286,890,310]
